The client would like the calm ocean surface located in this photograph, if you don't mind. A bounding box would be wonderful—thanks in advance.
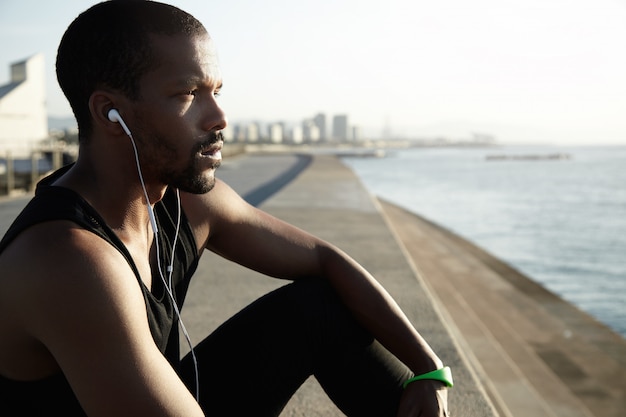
[341,145,626,338]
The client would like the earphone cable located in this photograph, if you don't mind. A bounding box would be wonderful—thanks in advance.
[129,135,200,402]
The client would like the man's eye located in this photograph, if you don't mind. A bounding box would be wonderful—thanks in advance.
[187,90,198,97]
[213,90,221,98]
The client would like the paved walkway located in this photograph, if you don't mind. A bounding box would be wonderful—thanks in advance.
[2,152,624,416]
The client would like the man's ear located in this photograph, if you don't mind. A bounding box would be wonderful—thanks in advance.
[89,91,124,135]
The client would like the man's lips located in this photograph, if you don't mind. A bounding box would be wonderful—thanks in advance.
[200,141,223,160]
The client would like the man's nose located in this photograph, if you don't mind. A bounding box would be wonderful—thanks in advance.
[203,98,228,132]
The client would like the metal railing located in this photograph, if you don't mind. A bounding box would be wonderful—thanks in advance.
[1,145,72,196]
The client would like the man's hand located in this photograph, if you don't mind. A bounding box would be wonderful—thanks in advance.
[396,380,450,417]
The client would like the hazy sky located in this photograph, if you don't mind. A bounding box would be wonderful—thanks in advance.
[1,0,625,144]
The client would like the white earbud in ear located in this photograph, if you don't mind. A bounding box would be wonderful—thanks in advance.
[107,108,121,123]
[107,108,133,138]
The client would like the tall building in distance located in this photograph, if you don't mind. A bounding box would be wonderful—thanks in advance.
[332,114,349,142]
[313,113,327,142]
[267,122,284,144]
[302,120,320,143]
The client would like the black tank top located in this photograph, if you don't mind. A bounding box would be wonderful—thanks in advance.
[0,165,200,415]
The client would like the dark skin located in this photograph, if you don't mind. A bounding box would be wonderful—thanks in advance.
[0,32,448,416]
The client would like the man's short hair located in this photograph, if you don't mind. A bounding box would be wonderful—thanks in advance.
[56,0,207,141]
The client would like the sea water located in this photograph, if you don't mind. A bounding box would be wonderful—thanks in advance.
[342,145,626,338]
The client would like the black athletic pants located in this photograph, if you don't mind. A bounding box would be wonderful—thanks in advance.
[179,279,412,416]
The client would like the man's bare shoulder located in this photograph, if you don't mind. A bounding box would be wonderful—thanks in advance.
[180,178,259,249]
[0,219,127,290]
[182,178,252,218]
[0,219,140,345]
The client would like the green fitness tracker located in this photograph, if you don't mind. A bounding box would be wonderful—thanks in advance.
[403,366,454,389]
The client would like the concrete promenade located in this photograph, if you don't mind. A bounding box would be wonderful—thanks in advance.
[1,152,624,416]
[183,152,626,417]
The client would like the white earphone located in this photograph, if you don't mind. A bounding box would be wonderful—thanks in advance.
[106,107,200,400]
[107,108,133,138]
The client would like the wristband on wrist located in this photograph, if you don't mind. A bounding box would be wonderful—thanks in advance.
[403,366,454,389]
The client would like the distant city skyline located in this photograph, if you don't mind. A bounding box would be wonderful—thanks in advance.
[221,112,362,144]
[2,0,625,145]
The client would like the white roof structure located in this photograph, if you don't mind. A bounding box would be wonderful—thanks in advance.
[0,54,48,157]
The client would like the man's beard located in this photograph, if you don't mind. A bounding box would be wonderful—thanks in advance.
[146,130,223,194]
[164,155,221,194]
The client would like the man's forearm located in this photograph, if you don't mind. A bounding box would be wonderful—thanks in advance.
[319,245,443,375]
